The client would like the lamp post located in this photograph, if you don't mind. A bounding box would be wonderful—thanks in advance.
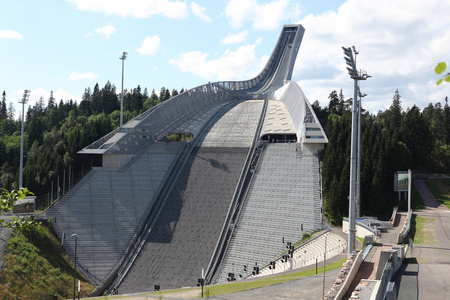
[71,234,78,300]
[119,51,127,128]
[342,46,370,255]
[356,88,367,218]
[18,89,30,190]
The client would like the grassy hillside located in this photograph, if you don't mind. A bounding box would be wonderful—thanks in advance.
[0,224,93,299]
[426,178,450,208]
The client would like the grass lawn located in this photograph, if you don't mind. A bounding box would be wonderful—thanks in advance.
[0,225,93,299]
[198,259,346,298]
[425,179,450,209]
[411,215,435,245]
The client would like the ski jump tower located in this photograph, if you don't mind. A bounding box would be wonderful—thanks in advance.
[48,24,328,295]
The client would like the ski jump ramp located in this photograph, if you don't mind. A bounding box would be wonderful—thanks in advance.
[47,24,328,295]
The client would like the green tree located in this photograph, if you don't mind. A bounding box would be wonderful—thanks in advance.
[0,91,7,120]
[47,90,56,110]
[327,90,342,114]
[443,97,450,145]
[159,87,171,101]
[401,105,434,169]
[0,188,40,232]
[384,89,403,137]
[7,102,15,120]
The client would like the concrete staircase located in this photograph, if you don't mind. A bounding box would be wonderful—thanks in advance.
[213,143,323,283]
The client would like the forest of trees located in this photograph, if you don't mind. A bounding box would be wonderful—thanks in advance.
[0,83,183,208]
[0,83,449,224]
[314,89,450,224]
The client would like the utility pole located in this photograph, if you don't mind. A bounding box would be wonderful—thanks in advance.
[356,87,367,218]
[119,51,127,128]
[342,46,370,255]
[18,89,30,190]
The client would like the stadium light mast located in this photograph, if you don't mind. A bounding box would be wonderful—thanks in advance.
[356,88,367,218]
[119,51,127,128]
[18,89,30,190]
[342,46,370,255]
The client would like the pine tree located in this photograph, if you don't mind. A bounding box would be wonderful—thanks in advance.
[0,91,7,119]
[7,102,15,120]
[401,105,434,169]
[443,97,450,145]
[47,91,56,110]
[327,90,341,114]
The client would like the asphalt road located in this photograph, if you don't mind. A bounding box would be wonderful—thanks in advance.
[211,267,342,300]
[413,180,450,300]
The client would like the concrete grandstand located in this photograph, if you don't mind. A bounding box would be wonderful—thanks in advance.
[46,24,329,295]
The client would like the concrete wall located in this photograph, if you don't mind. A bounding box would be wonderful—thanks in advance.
[342,219,377,241]
[333,250,364,300]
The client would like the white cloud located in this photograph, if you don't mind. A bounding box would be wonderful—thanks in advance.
[169,43,267,81]
[221,30,249,44]
[292,0,450,113]
[225,0,299,30]
[0,29,23,39]
[190,2,212,22]
[66,0,188,19]
[67,72,99,81]
[136,35,161,56]
[94,23,116,39]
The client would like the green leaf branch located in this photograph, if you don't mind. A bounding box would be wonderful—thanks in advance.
[435,62,450,85]
[1,188,41,232]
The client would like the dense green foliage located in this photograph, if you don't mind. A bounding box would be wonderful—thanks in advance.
[0,188,41,232]
[314,89,450,224]
[435,62,450,85]
[0,83,183,209]
[0,225,92,299]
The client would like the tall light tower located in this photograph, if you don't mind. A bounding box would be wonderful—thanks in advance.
[342,46,370,255]
[119,51,127,128]
[356,88,367,218]
[18,89,31,190]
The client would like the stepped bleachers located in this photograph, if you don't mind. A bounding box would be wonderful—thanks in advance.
[213,143,322,284]
[253,232,347,278]
[47,142,183,285]
[116,100,264,293]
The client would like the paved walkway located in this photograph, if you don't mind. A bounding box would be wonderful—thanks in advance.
[413,180,450,300]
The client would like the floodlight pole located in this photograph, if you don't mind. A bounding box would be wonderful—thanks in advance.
[18,90,30,190]
[119,51,128,128]
[349,75,358,256]
[356,88,366,218]
[71,234,78,300]
[342,46,370,255]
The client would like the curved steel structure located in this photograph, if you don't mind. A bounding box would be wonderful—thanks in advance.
[214,25,304,94]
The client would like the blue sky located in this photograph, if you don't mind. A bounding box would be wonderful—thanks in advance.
[2,0,450,117]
